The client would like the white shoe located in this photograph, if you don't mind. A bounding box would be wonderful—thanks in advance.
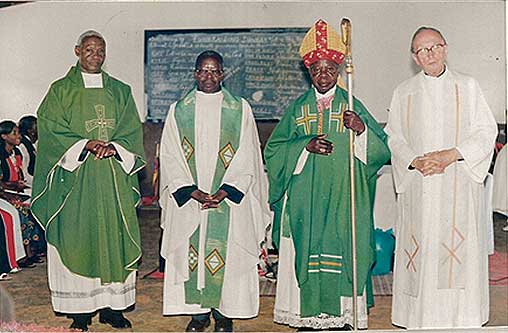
[10,267,22,273]
[503,225,508,232]
[0,273,12,281]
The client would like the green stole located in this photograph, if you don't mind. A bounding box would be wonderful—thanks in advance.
[175,87,243,308]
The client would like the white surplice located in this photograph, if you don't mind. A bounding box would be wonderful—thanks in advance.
[47,73,137,314]
[492,144,507,216]
[159,90,270,318]
[386,68,498,329]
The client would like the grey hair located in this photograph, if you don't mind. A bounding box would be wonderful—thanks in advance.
[410,26,447,53]
[76,30,105,47]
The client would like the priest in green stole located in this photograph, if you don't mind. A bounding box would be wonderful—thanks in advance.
[265,20,390,330]
[159,51,270,332]
[31,30,145,331]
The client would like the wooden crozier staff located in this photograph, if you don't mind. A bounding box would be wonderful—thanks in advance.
[341,17,358,332]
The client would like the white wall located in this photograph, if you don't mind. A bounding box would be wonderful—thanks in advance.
[0,1,505,123]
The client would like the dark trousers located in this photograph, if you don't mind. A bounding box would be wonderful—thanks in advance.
[192,309,228,322]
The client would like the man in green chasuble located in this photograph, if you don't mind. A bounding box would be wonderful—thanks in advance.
[265,19,390,330]
[32,30,145,331]
[159,51,270,332]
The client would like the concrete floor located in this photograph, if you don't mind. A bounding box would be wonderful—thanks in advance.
[1,208,507,332]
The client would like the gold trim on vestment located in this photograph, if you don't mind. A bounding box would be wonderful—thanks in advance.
[445,84,463,288]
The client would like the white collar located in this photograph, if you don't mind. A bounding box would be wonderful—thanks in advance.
[314,85,336,99]
[196,89,223,97]
[422,65,448,81]
[81,72,103,88]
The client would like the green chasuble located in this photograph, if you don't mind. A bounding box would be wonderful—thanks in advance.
[264,87,390,317]
[32,64,146,283]
[174,87,243,308]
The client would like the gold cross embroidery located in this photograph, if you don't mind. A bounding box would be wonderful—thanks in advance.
[404,234,420,272]
[330,103,345,133]
[85,105,115,141]
[441,226,465,265]
[295,105,317,135]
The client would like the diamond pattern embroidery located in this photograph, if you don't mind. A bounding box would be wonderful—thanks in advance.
[204,249,225,276]
[181,136,194,161]
[219,143,235,169]
[188,245,198,272]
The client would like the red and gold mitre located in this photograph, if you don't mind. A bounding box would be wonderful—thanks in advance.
[299,19,346,68]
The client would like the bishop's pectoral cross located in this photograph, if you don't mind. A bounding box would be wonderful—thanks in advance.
[85,105,115,141]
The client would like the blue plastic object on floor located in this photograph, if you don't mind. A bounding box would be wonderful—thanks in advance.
[372,228,395,276]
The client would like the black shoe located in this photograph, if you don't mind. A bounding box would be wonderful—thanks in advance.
[18,258,36,268]
[99,308,132,329]
[214,318,233,332]
[69,314,92,331]
[328,324,353,331]
[31,256,44,264]
[296,327,320,332]
[185,318,211,332]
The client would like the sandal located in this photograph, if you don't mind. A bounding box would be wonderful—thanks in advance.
[0,273,12,281]
[10,267,22,273]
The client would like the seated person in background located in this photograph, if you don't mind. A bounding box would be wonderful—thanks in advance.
[0,120,45,267]
[0,213,14,280]
[18,115,37,187]
[0,209,17,280]
[0,196,26,276]
[492,144,507,231]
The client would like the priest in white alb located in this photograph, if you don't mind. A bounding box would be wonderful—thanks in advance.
[386,27,498,329]
[159,50,270,332]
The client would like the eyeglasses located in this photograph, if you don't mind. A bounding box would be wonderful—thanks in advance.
[413,43,446,57]
[195,68,223,77]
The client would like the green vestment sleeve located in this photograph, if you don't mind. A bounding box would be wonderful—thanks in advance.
[264,95,314,249]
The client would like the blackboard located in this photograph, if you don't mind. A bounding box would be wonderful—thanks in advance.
[145,28,311,122]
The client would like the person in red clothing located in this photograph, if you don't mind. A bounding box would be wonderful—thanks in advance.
[0,120,45,268]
